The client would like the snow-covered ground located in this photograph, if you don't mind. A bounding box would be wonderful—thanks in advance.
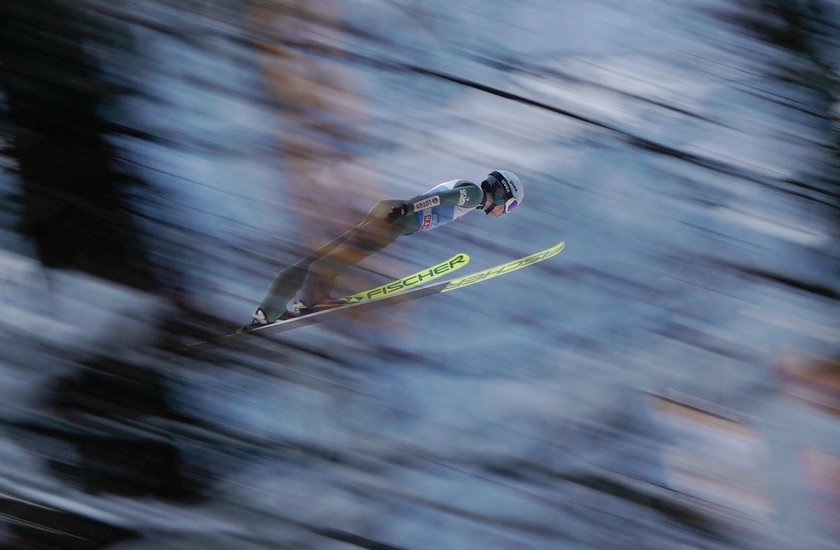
[1,1,838,548]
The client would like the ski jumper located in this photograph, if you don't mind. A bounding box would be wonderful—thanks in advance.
[257,179,484,322]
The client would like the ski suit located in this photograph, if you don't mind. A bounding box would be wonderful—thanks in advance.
[257,179,485,322]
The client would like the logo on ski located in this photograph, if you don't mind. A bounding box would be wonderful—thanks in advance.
[344,253,470,303]
[442,242,564,292]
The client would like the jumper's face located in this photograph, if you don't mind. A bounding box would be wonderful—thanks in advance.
[487,203,507,217]
[490,181,519,214]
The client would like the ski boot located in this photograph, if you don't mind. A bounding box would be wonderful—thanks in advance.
[251,308,269,325]
[279,298,347,320]
[278,299,308,320]
[235,308,269,333]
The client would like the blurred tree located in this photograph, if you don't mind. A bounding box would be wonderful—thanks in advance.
[0,0,156,290]
[0,6,209,548]
[715,0,840,216]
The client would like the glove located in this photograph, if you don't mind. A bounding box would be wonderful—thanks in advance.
[386,203,409,222]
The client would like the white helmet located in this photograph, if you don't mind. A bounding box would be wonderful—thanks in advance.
[482,170,523,213]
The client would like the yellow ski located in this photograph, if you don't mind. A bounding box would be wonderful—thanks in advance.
[186,242,565,353]
[343,253,470,303]
[442,241,565,292]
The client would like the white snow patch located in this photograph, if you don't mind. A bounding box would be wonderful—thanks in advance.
[0,250,168,355]
[712,207,830,247]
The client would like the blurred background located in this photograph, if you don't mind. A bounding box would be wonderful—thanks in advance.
[1,0,838,548]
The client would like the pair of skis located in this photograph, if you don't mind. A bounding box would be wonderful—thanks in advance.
[186,241,565,353]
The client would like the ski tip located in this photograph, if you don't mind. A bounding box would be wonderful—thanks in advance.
[546,241,565,256]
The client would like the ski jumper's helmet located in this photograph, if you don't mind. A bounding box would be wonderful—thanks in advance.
[481,170,523,214]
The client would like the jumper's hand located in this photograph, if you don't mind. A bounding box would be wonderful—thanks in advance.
[386,203,409,222]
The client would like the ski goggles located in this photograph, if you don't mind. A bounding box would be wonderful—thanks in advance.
[491,183,519,213]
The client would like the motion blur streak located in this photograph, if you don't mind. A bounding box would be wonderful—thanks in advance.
[0,0,838,549]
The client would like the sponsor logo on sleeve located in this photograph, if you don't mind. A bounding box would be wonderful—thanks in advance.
[457,188,469,206]
[421,213,433,231]
[413,196,441,211]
